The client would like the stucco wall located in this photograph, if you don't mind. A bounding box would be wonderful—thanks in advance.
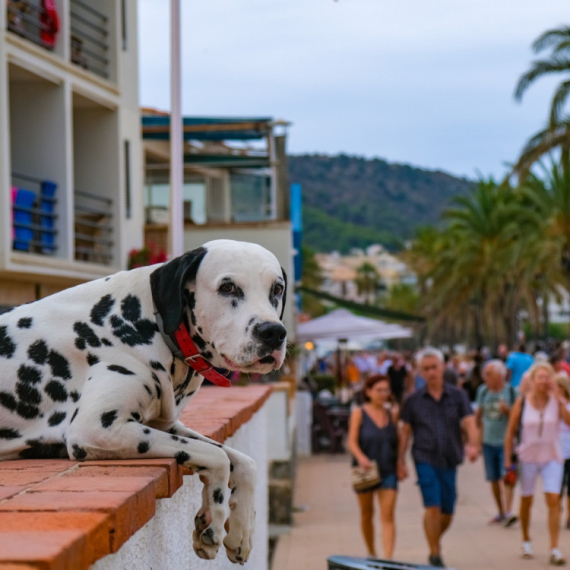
[90,405,268,570]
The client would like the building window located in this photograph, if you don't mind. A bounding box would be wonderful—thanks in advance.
[230,171,272,222]
[144,180,206,225]
[124,140,131,219]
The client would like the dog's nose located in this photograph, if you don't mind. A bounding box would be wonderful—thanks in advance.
[252,322,287,350]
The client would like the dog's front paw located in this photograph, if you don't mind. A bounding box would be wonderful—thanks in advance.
[192,526,221,560]
[223,507,255,565]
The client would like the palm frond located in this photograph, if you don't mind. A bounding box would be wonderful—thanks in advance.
[514,57,570,102]
[532,26,570,54]
[550,80,570,127]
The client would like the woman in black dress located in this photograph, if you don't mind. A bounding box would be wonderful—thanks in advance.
[347,374,399,558]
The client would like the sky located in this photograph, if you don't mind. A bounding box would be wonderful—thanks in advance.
[138,0,568,180]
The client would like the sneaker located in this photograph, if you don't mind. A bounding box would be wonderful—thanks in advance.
[550,548,566,566]
[428,554,445,568]
[522,541,534,559]
[503,513,518,528]
[489,513,505,524]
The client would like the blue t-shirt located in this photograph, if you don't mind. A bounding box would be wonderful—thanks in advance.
[505,352,533,388]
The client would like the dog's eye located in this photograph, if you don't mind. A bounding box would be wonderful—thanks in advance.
[273,284,284,296]
[219,283,236,294]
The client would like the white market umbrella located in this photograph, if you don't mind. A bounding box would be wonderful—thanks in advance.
[297,309,413,342]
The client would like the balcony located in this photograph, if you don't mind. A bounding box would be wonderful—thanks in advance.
[74,190,113,265]
[6,0,59,52]
[70,0,110,79]
[11,172,58,255]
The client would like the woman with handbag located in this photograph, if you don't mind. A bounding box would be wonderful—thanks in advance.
[504,363,570,565]
[347,374,399,559]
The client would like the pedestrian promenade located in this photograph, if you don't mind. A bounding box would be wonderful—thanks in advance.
[272,454,562,570]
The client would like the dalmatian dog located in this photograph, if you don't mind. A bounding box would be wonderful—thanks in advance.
[0,239,288,564]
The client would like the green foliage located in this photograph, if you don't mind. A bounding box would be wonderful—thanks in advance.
[385,283,419,314]
[300,245,327,317]
[289,154,473,253]
[312,374,336,393]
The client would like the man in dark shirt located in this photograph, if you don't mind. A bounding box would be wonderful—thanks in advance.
[398,347,479,568]
[387,354,408,404]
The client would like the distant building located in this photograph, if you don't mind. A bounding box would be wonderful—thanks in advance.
[316,245,416,303]
[0,0,143,307]
[141,110,296,338]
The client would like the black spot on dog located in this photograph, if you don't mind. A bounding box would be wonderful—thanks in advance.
[0,391,17,411]
[154,383,162,399]
[110,313,156,348]
[0,428,20,439]
[170,361,175,375]
[131,412,141,421]
[16,381,42,404]
[121,295,141,322]
[175,451,190,465]
[168,426,177,435]
[16,401,40,419]
[17,364,42,385]
[75,338,86,350]
[87,353,99,366]
[143,384,152,396]
[202,350,213,360]
[73,322,101,349]
[48,411,66,426]
[230,463,234,472]
[190,310,197,327]
[70,408,79,424]
[44,381,68,402]
[171,435,179,441]
[108,364,134,375]
[20,441,68,459]
[213,488,224,504]
[101,338,113,347]
[186,291,196,310]
[105,277,111,282]
[137,441,150,454]
[143,428,150,434]
[48,350,71,380]
[17,317,32,329]
[150,361,166,372]
[187,390,196,398]
[101,410,118,428]
[197,326,203,334]
[231,487,237,495]
[70,391,80,402]
[246,318,255,332]
[231,300,237,308]
[191,334,207,350]
[151,372,159,383]
[72,444,87,460]
[28,340,48,364]
[0,326,16,359]
[90,294,115,326]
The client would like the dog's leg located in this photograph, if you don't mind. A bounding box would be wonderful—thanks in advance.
[66,372,230,561]
[169,420,257,564]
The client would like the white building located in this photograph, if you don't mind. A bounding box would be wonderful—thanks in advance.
[0,0,143,307]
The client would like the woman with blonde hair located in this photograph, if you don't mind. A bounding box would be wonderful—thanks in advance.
[347,374,399,559]
[505,363,570,565]
[555,374,570,530]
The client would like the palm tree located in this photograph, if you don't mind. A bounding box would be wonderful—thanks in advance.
[513,26,570,178]
[355,261,381,304]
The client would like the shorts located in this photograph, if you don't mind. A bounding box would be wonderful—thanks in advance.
[355,472,398,494]
[561,459,570,497]
[519,460,564,497]
[415,462,457,515]
[482,444,504,482]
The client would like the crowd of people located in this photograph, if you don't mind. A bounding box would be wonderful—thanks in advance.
[344,344,570,568]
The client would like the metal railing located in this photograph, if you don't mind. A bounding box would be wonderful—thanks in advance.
[74,189,114,265]
[70,0,110,79]
[11,172,58,256]
[6,0,58,51]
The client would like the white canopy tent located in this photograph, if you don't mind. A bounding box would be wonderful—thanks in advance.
[297,309,413,343]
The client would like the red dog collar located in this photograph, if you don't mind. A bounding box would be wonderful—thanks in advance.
[173,323,231,387]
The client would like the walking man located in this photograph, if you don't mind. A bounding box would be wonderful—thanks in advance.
[475,360,518,526]
[398,348,479,568]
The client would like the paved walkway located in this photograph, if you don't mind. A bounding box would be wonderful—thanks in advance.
[272,454,568,570]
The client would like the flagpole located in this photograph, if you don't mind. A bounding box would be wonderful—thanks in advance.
[170,0,183,257]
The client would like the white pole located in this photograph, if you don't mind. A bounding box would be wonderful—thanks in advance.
[170,0,184,257]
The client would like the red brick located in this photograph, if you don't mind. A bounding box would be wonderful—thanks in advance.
[0,487,23,501]
[0,469,65,487]
[0,530,88,570]
[0,512,110,566]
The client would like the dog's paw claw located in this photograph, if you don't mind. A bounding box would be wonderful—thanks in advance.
[193,527,221,560]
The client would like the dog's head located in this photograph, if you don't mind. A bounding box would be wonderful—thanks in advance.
[150,239,287,374]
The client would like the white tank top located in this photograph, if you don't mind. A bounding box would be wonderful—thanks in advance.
[517,394,562,464]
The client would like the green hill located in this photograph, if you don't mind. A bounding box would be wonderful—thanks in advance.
[288,154,474,253]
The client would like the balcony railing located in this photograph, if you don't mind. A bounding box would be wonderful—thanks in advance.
[74,189,114,265]
[11,172,58,255]
[70,0,109,79]
[6,0,59,51]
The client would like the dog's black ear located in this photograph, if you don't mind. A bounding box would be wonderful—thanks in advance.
[280,266,287,321]
[150,247,208,335]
